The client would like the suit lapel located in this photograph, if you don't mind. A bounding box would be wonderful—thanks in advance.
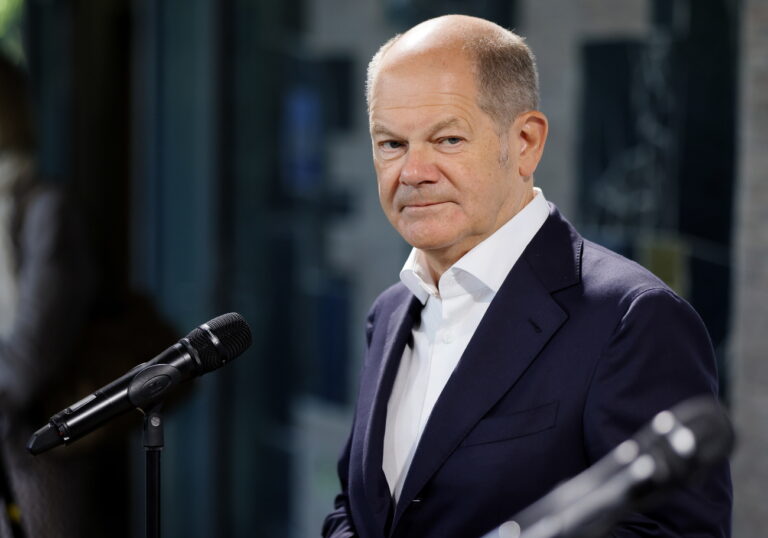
[352,293,422,535]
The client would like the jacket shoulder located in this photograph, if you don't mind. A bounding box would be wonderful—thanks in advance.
[580,238,675,305]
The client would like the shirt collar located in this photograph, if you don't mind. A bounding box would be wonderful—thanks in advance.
[399,187,550,304]
[399,248,435,304]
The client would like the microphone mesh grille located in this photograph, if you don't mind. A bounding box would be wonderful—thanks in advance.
[207,312,252,360]
[186,313,252,373]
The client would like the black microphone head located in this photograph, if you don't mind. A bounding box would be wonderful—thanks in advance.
[512,396,734,538]
[641,395,735,484]
[185,312,252,373]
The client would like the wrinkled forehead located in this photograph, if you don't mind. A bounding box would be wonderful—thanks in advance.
[369,49,477,112]
[381,38,471,78]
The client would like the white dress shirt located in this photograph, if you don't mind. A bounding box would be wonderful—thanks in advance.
[382,188,550,502]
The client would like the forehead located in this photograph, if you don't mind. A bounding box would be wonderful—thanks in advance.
[369,51,481,127]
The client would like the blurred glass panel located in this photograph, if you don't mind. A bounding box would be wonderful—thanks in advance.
[0,0,24,62]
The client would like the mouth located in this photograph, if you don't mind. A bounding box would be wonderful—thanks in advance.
[401,201,448,211]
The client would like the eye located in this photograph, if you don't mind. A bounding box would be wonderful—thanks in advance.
[378,140,406,152]
[437,136,465,148]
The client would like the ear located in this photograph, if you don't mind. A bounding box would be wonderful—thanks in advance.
[514,111,548,178]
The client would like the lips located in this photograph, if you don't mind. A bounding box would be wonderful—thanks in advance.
[400,201,449,211]
[406,202,442,207]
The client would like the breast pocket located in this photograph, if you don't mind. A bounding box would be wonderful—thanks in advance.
[459,401,559,448]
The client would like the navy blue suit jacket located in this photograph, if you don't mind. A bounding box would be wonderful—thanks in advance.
[323,205,732,537]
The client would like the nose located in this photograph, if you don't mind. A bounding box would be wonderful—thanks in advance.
[400,145,439,186]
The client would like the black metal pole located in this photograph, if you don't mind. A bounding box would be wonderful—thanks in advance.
[144,404,164,538]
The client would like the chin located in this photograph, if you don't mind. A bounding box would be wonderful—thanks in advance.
[403,233,460,253]
[398,216,457,240]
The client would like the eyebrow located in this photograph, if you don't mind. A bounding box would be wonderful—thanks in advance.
[427,117,463,137]
[370,124,399,138]
[370,117,467,139]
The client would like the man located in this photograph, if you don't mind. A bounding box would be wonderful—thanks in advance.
[323,14,731,538]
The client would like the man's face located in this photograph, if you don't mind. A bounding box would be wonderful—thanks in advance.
[369,50,533,268]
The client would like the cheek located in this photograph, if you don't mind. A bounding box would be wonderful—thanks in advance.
[467,170,512,220]
[375,164,400,200]
[375,176,399,222]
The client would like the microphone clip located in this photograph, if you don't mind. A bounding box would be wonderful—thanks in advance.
[127,364,184,412]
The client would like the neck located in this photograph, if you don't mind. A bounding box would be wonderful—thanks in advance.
[423,248,465,283]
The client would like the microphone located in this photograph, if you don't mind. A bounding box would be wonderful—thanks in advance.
[27,312,252,455]
[483,396,734,538]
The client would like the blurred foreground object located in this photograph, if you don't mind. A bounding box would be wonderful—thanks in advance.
[483,397,734,538]
[0,51,129,538]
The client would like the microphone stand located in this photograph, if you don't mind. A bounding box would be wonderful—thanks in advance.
[143,404,164,538]
[129,362,183,538]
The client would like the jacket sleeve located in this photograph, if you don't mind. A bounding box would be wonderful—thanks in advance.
[583,287,732,537]
[322,305,377,537]
[321,428,358,538]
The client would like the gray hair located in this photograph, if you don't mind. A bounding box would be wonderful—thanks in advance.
[365,34,402,114]
[464,32,539,130]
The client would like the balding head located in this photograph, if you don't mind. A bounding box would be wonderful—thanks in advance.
[366,15,539,132]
